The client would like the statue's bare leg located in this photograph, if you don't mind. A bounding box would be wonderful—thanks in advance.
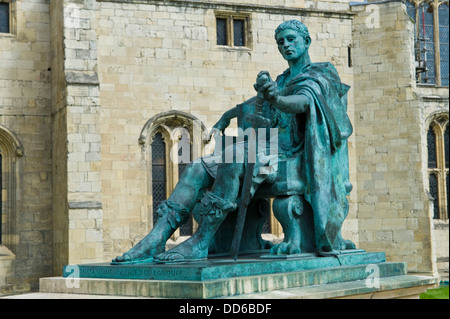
[155,163,243,262]
[112,163,213,263]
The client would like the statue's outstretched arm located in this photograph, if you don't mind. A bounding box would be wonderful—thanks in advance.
[260,81,310,114]
[208,106,239,140]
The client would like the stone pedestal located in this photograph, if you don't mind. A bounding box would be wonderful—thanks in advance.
[39,250,439,298]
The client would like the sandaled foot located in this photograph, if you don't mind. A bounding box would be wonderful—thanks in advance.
[154,251,206,263]
[112,253,132,263]
[154,236,208,263]
[111,253,155,265]
[111,237,165,264]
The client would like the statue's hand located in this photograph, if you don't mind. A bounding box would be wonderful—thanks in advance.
[261,81,280,105]
[254,71,272,93]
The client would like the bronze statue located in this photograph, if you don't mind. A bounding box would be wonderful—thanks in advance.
[113,20,355,264]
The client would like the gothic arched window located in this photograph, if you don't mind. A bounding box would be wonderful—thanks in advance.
[0,125,23,252]
[151,132,167,228]
[427,116,449,219]
[141,112,207,239]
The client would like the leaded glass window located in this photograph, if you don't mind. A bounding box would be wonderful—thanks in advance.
[151,132,167,224]
[216,18,227,46]
[427,116,449,219]
[233,19,245,47]
[423,4,436,84]
[215,13,250,48]
[429,173,440,219]
[406,0,416,19]
[147,119,197,237]
[439,3,449,86]
[261,217,271,234]
[406,0,450,86]
[428,126,437,168]
[0,2,9,33]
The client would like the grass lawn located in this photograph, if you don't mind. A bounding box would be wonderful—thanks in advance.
[420,282,449,299]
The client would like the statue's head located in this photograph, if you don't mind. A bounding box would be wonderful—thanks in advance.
[274,20,311,63]
[274,20,311,44]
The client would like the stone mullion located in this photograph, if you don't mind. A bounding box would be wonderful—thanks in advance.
[432,0,441,86]
[436,122,448,219]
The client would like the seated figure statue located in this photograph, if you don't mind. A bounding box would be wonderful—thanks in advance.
[113,20,355,264]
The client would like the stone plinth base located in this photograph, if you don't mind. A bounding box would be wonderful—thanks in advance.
[37,251,439,298]
[39,273,437,299]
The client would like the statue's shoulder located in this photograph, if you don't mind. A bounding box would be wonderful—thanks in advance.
[310,62,339,78]
[309,62,350,97]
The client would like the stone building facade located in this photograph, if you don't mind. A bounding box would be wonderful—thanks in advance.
[0,0,448,294]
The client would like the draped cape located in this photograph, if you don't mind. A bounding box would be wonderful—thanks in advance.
[276,62,352,252]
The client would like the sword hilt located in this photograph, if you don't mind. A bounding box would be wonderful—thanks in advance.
[254,72,272,114]
[230,72,273,261]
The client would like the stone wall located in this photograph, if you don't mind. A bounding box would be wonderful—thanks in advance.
[0,0,53,292]
[351,1,436,274]
[51,0,104,273]
[50,0,68,278]
[95,0,357,260]
[416,85,449,279]
[1,0,446,294]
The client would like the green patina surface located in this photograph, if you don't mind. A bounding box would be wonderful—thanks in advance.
[64,250,389,281]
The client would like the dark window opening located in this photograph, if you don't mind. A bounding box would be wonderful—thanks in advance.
[348,46,353,67]
[216,18,228,46]
[439,4,449,86]
[216,14,249,48]
[406,1,448,86]
[233,19,245,47]
[0,3,9,33]
[429,173,440,219]
[151,133,167,225]
[427,126,437,168]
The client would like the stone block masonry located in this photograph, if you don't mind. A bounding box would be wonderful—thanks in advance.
[95,0,357,262]
[351,1,436,274]
[1,0,445,296]
[0,0,53,293]
[51,0,104,272]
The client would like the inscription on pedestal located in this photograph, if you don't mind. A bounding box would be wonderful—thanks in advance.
[64,264,184,280]
[63,251,388,282]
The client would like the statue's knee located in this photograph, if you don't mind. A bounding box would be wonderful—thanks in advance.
[183,162,205,179]
[218,163,243,180]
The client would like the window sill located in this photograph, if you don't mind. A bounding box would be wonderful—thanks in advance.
[417,84,450,88]
[0,33,14,38]
[214,45,252,52]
